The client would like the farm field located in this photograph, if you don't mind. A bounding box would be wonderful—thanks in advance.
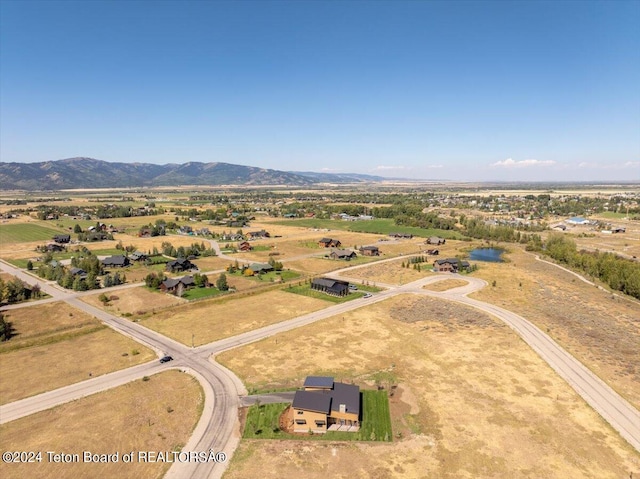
[219,294,640,479]
[0,302,155,403]
[136,289,332,346]
[270,217,463,240]
[0,370,203,479]
[340,257,435,285]
[0,222,63,243]
[469,246,640,410]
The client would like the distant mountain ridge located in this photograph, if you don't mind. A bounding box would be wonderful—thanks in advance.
[0,157,384,190]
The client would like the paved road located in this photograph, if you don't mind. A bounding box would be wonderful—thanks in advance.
[1,254,639,479]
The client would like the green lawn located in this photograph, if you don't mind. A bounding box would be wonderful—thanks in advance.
[182,286,225,300]
[595,211,631,219]
[273,218,462,239]
[0,223,64,243]
[243,390,392,442]
[284,284,366,303]
[229,270,301,283]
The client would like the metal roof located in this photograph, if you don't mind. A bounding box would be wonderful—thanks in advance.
[304,376,334,388]
[292,390,332,414]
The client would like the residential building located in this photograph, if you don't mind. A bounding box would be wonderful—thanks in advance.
[311,277,350,296]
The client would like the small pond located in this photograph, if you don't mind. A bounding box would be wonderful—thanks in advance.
[469,248,505,262]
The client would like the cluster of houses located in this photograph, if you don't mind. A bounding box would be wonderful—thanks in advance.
[291,376,360,433]
[432,258,471,273]
[318,238,380,261]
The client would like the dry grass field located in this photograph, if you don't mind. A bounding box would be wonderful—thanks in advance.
[219,295,639,479]
[136,289,331,346]
[342,258,435,285]
[470,247,640,410]
[422,278,469,291]
[0,302,154,403]
[0,370,203,479]
[81,287,186,316]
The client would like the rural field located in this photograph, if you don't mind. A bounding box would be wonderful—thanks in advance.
[0,302,154,403]
[135,289,332,346]
[81,286,186,316]
[219,294,640,479]
[0,370,203,479]
[469,246,640,410]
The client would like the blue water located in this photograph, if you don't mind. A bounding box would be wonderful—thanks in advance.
[469,248,504,262]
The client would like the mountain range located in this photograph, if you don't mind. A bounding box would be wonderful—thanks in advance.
[0,158,387,190]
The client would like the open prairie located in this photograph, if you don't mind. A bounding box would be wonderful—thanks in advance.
[340,257,435,285]
[219,294,640,479]
[135,289,332,346]
[0,370,203,479]
[81,286,186,316]
[470,246,640,409]
[0,302,154,403]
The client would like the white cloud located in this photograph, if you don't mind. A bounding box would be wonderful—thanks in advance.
[424,164,444,169]
[491,158,556,168]
[320,167,341,172]
[373,165,408,171]
[624,161,640,168]
[578,161,639,169]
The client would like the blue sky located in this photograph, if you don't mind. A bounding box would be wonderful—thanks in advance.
[1,0,639,181]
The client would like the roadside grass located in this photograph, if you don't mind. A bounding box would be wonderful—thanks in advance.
[272,218,463,239]
[0,370,203,479]
[0,326,155,404]
[243,390,392,442]
[219,294,640,479]
[284,284,365,303]
[0,223,64,243]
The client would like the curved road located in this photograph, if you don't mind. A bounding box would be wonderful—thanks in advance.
[1,255,639,479]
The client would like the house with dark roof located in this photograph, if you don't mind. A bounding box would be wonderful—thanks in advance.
[53,234,71,244]
[433,258,470,273]
[166,257,196,273]
[311,277,350,296]
[69,267,87,279]
[101,255,130,268]
[318,238,341,248]
[130,251,147,262]
[359,245,380,256]
[291,376,360,433]
[329,249,356,261]
[247,229,270,239]
[388,233,413,239]
[160,275,195,295]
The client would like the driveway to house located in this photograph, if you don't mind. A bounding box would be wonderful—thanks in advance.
[1,258,639,479]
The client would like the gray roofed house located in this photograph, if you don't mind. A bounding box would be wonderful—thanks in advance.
[130,251,147,261]
[311,277,350,296]
[249,263,274,274]
[160,275,195,294]
[433,258,470,273]
[304,376,335,390]
[329,249,356,261]
[166,257,196,272]
[101,255,130,267]
[292,390,332,415]
[330,382,360,417]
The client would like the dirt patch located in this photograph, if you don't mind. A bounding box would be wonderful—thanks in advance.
[390,295,500,329]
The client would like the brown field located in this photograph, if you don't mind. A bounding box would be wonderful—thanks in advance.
[0,302,154,403]
[342,258,435,285]
[283,257,357,275]
[136,289,332,346]
[191,255,233,271]
[469,246,640,409]
[81,287,186,316]
[0,370,203,479]
[422,278,469,291]
[219,295,639,479]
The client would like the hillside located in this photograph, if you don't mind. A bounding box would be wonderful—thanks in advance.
[0,158,381,190]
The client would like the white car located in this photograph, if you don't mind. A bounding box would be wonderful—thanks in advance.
[363,293,372,298]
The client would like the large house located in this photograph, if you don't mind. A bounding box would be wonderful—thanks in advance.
[238,241,253,251]
[311,277,350,296]
[245,263,273,275]
[329,249,356,261]
[53,234,71,244]
[160,275,196,295]
[291,376,360,433]
[247,229,270,239]
[130,251,147,262]
[166,257,196,273]
[426,236,446,245]
[101,255,130,268]
[318,238,341,248]
[359,245,380,256]
[433,258,470,273]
